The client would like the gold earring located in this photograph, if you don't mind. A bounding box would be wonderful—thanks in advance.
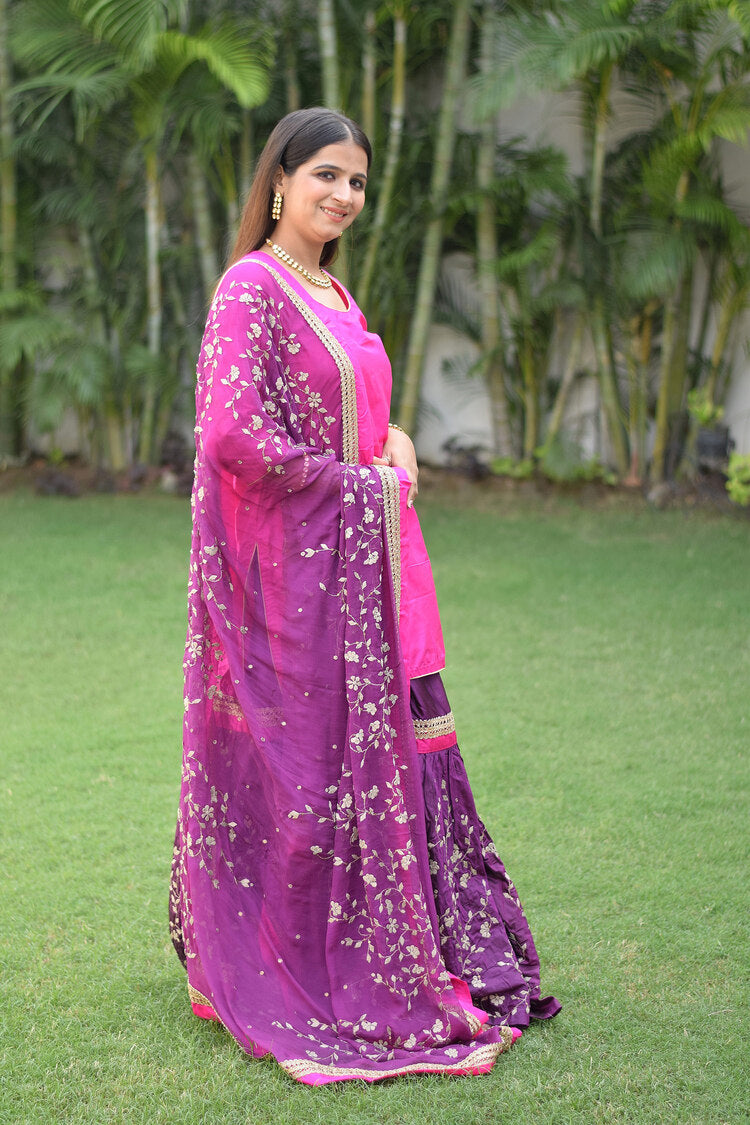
[272,191,283,221]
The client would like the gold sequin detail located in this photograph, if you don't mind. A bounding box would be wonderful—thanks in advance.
[250,259,359,464]
[413,711,456,740]
[207,685,244,720]
[375,465,401,619]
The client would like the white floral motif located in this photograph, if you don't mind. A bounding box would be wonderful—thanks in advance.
[172,267,491,1072]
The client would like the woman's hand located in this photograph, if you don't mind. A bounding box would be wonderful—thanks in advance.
[382,427,419,508]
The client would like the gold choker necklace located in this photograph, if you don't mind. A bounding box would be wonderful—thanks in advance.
[265,240,333,288]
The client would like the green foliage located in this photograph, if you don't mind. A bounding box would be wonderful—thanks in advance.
[490,456,535,479]
[726,451,750,505]
[536,434,617,484]
[3,0,749,480]
[687,385,724,426]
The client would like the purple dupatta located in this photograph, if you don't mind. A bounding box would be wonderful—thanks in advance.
[169,258,516,1083]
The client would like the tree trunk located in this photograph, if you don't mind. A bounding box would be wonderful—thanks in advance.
[79,221,127,470]
[476,0,512,458]
[318,0,340,110]
[138,145,162,465]
[670,268,692,413]
[362,6,376,142]
[651,294,677,482]
[586,62,628,476]
[591,296,628,475]
[0,0,22,455]
[0,0,14,298]
[357,6,407,313]
[544,311,585,448]
[650,170,690,482]
[706,271,747,403]
[397,0,472,433]
[189,149,219,299]
[283,0,301,113]
[239,110,254,205]
[521,330,538,458]
[589,63,612,242]
[624,308,653,487]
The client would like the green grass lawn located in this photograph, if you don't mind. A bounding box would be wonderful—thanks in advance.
[1,487,748,1125]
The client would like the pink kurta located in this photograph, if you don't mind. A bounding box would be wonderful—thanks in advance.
[265,256,446,682]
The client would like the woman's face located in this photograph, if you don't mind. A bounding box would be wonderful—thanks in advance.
[275,141,368,247]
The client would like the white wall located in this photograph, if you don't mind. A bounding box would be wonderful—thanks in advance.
[417,90,750,463]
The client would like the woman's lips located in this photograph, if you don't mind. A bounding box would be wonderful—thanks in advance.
[321,206,348,221]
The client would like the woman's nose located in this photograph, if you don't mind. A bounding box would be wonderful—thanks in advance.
[331,179,351,203]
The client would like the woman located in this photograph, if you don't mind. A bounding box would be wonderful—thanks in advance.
[169,107,559,1086]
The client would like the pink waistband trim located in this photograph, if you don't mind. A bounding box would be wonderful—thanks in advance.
[416,731,457,754]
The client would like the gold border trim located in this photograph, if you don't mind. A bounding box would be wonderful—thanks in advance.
[188,984,213,1008]
[249,258,359,464]
[413,711,456,740]
[280,1026,514,1081]
[375,465,401,619]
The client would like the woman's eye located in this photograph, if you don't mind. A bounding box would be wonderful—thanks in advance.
[351,179,366,191]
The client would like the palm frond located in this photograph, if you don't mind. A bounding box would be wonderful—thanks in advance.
[11,0,127,136]
[156,23,273,109]
[45,338,114,407]
[675,193,750,242]
[0,311,74,371]
[0,287,46,315]
[171,75,240,157]
[534,277,588,314]
[72,0,188,65]
[695,83,750,147]
[642,135,707,206]
[496,224,559,279]
[34,183,101,225]
[728,0,750,38]
[122,343,170,386]
[468,4,647,119]
[15,71,128,138]
[616,224,696,301]
[435,259,481,342]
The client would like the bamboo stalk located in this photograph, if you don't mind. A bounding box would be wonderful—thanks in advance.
[0,0,22,455]
[283,0,301,113]
[358,6,406,312]
[476,0,512,459]
[362,6,376,142]
[189,149,219,299]
[397,0,472,432]
[0,0,15,296]
[139,146,162,465]
[587,61,627,475]
[544,311,585,448]
[318,0,340,110]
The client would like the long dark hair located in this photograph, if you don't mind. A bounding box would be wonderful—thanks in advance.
[227,107,372,271]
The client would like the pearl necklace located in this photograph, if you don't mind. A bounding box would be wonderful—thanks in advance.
[265,239,333,288]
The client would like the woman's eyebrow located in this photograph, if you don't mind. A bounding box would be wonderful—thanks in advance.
[312,163,368,180]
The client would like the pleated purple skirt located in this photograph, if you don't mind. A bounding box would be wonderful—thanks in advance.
[411,673,561,1028]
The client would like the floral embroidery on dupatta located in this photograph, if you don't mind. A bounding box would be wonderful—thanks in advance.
[169,258,514,1083]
